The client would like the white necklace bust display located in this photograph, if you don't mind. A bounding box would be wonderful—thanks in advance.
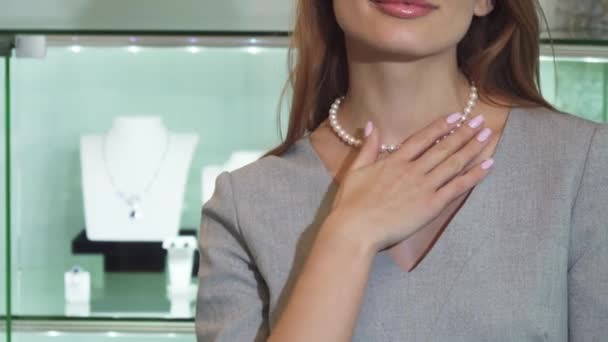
[80,116,199,241]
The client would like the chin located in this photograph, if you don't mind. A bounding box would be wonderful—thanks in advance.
[346,22,445,60]
[335,0,471,60]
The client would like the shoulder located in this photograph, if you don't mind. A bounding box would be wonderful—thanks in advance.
[513,106,607,162]
[220,136,326,199]
[515,107,608,210]
[515,105,605,138]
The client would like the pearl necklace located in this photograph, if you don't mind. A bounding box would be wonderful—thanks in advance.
[328,84,478,154]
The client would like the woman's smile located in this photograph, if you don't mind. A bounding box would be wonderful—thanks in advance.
[370,0,439,19]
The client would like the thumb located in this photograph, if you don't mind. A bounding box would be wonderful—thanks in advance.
[350,121,380,171]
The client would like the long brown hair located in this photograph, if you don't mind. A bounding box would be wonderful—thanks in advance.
[263,0,555,158]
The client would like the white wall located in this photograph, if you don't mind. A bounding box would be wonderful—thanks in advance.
[0,0,295,31]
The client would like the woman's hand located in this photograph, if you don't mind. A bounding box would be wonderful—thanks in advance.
[327,113,494,253]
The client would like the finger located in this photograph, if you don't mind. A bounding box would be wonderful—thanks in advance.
[414,114,487,174]
[427,127,492,189]
[433,157,494,204]
[350,121,380,171]
[389,112,465,163]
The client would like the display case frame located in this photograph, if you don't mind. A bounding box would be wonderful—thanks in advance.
[3,52,11,341]
[1,28,607,341]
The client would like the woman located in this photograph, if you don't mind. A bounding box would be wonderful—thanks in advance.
[196,0,608,341]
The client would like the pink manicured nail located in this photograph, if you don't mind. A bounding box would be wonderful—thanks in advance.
[468,114,484,128]
[446,112,463,124]
[481,158,494,170]
[364,121,374,137]
[476,127,492,142]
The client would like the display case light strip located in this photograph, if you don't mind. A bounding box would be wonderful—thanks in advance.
[45,34,289,48]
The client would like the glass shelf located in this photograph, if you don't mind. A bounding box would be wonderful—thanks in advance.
[11,318,195,341]
[12,332,194,342]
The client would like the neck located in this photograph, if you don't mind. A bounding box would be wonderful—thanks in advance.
[338,47,474,146]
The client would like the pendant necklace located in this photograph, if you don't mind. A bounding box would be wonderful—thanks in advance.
[101,131,170,220]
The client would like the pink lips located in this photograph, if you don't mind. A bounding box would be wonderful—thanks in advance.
[371,0,439,19]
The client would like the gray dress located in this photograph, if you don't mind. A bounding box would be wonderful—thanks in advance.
[195,106,608,341]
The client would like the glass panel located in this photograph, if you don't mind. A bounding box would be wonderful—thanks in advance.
[539,45,608,123]
[10,35,288,320]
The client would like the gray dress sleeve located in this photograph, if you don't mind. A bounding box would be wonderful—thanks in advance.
[195,171,269,342]
[568,123,608,341]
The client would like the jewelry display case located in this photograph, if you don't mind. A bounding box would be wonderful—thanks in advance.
[2,33,290,341]
[1,31,608,341]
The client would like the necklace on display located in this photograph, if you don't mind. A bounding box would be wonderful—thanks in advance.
[101,131,171,221]
[328,83,478,154]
